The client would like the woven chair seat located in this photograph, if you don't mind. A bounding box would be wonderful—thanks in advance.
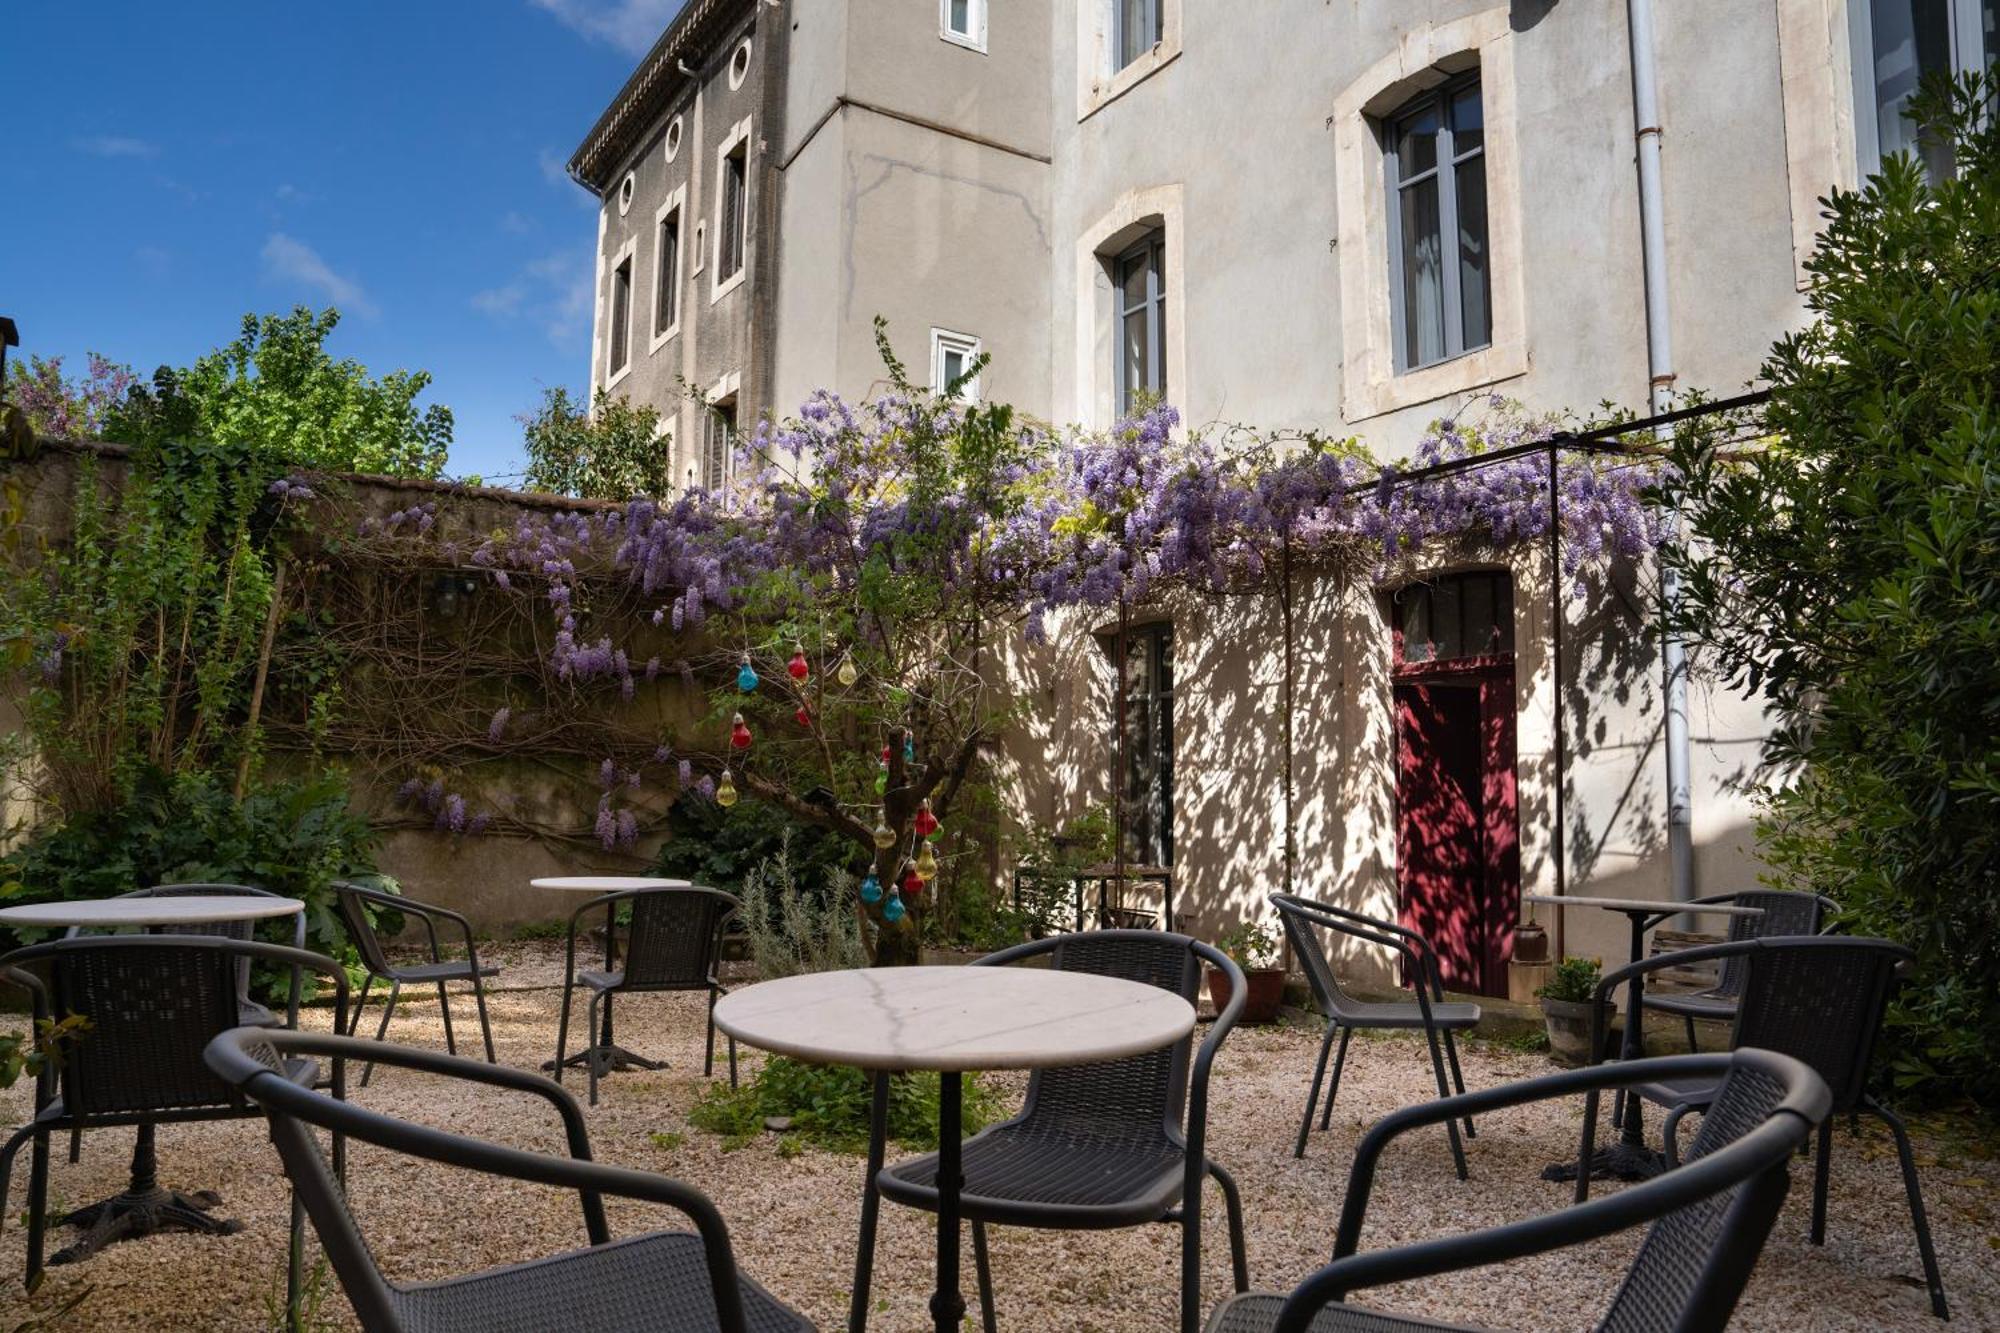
[381,958,501,984]
[1326,999,1481,1031]
[878,1122,1188,1227]
[1207,1292,1492,1332]
[389,1230,812,1333]
[1639,989,1736,1020]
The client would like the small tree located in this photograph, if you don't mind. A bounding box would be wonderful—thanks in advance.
[1665,73,2000,1101]
[519,385,673,500]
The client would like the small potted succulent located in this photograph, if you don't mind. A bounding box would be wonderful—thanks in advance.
[1210,921,1286,1024]
[1536,955,1603,1066]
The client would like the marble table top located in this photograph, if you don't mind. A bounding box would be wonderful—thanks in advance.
[0,895,306,928]
[714,965,1195,1073]
[1522,894,1763,917]
[530,876,693,893]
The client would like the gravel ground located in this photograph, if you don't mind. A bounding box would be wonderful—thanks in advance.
[0,940,1992,1331]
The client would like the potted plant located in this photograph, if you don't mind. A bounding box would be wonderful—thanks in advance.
[1536,955,1603,1066]
[1209,921,1286,1024]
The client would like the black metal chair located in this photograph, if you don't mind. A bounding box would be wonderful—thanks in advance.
[1270,894,1480,1177]
[1206,1048,1829,1333]
[204,1028,814,1333]
[0,936,345,1290]
[1578,934,1948,1319]
[333,880,498,1087]
[858,929,1250,1333]
[553,885,740,1106]
[1640,890,1838,1050]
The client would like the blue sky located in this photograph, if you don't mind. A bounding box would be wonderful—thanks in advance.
[1,1,686,481]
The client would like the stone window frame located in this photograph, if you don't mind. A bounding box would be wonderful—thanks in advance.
[650,184,688,355]
[1074,184,1186,429]
[604,234,638,391]
[1077,0,1183,122]
[710,115,753,305]
[1331,7,1526,423]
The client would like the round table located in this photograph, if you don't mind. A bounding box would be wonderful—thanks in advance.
[715,966,1195,1333]
[0,895,307,1265]
[531,876,693,1077]
[1523,893,1763,1182]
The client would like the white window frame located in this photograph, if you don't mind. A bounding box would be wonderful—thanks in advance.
[605,236,637,390]
[1078,0,1183,121]
[711,115,752,304]
[930,328,983,402]
[940,0,987,52]
[1848,0,1992,177]
[650,185,687,354]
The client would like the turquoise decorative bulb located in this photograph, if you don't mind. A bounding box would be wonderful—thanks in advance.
[882,890,905,923]
[860,872,883,904]
[902,734,915,762]
[736,658,759,692]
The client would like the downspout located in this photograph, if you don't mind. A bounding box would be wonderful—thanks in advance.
[1625,0,1695,902]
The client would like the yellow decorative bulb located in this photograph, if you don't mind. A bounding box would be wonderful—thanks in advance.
[872,818,896,849]
[716,769,738,808]
[913,841,939,881]
[836,653,859,687]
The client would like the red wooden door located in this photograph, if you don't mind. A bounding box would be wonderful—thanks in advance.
[1391,576,1521,998]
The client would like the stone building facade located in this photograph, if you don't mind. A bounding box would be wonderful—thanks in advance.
[569,0,1989,982]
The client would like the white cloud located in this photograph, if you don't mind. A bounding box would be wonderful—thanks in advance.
[72,134,157,159]
[260,233,378,319]
[472,251,592,346]
[500,210,536,235]
[528,0,683,55]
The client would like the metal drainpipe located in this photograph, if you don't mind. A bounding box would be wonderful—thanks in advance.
[1625,0,1695,902]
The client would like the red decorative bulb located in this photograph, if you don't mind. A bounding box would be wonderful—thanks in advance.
[794,705,811,727]
[912,801,938,838]
[730,713,753,749]
[787,648,810,682]
[902,866,925,897]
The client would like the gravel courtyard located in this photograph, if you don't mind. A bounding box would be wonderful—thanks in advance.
[0,941,1992,1331]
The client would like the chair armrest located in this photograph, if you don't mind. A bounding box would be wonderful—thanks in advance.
[1587,939,1762,1067]
[1268,1054,1799,1333]
[1185,941,1244,1200]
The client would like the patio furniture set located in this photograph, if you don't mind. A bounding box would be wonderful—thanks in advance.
[0,877,1950,1331]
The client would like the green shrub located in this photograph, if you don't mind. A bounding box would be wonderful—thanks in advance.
[1664,73,1999,1102]
[690,1056,1001,1154]
[1536,956,1602,1005]
[735,832,868,979]
[0,766,390,1000]
[653,795,856,900]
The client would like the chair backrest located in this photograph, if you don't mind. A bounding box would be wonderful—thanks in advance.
[1731,935,1909,1113]
[1271,894,1393,1021]
[1708,891,1834,1000]
[333,883,395,976]
[34,938,251,1117]
[1004,930,1204,1145]
[1599,1049,1824,1332]
[617,887,738,990]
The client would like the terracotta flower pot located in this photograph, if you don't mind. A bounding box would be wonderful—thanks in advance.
[1541,996,1596,1066]
[1208,966,1286,1024]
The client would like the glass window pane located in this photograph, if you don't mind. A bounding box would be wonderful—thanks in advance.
[1986,0,1999,67]
[1123,308,1150,408]
[1119,0,1153,68]
[1872,0,1954,169]
[949,0,970,34]
[1450,84,1484,157]
[1399,177,1445,368]
[1456,157,1491,349]
[610,264,630,370]
[1395,104,1439,180]
[1462,575,1494,655]
[1430,578,1462,661]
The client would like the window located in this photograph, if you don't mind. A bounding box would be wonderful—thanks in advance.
[1111,624,1173,866]
[1115,0,1162,72]
[717,136,748,285]
[1114,231,1166,416]
[1393,572,1514,665]
[941,0,986,50]
[1386,75,1489,373]
[654,205,681,339]
[607,256,633,379]
[729,37,752,89]
[930,329,981,401]
[701,399,735,492]
[664,115,683,163]
[1852,0,1996,179]
[692,221,707,275]
[617,172,635,215]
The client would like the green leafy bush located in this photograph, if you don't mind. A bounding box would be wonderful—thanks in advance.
[1536,956,1602,1005]
[518,385,672,500]
[0,767,390,999]
[1663,74,1999,1101]
[1217,921,1280,971]
[734,832,868,979]
[690,1056,1001,1154]
[653,796,857,901]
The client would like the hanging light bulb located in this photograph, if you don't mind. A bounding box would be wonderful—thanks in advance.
[912,800,938,839]
[902,732,916,763]
[914,841,939,882]
[872,817,896,849]
[736,656,759,692]
[874,769,889,795]
[787,644,810,682]
[859,870,883,904]
[795,705,811,727]
[882,889,906,923]
[716,769,738,808]
[836,651,859,687]
[901,863,925,897]
[729,712,753,749]
[927,815,945,843]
